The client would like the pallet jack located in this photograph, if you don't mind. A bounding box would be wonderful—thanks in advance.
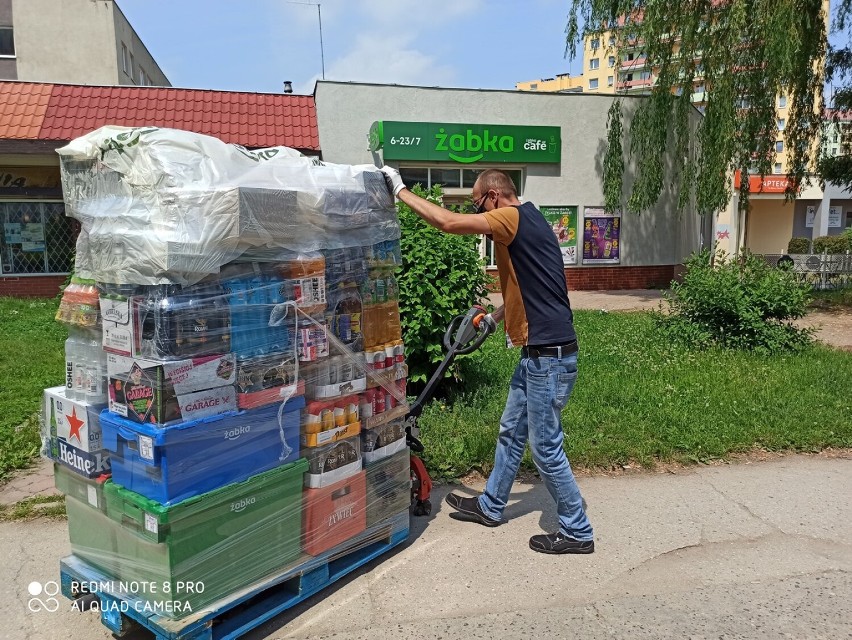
[405,304,499,516]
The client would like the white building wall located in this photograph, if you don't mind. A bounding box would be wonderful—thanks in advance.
[314,81,710,267]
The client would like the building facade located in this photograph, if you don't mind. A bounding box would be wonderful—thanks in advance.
[0,82,318,296]
[0,0,169,86]
[516,3,851,255]
[314,81,711,290]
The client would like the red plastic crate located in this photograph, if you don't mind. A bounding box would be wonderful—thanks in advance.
[302,471,366,556]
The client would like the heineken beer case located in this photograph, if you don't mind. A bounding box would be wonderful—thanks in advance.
[43,387,111,478]
[99,396,303,505]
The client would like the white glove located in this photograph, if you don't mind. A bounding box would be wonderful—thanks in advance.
[380,165,406,197]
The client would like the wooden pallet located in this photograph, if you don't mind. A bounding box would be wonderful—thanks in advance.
[60,510,409,640]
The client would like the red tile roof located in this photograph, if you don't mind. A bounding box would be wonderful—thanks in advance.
[0,82,319,150]
[0,82,54,139]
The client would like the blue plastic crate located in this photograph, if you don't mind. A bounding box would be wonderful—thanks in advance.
[100,396,303,505]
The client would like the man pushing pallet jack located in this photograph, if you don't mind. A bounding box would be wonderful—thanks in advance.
[383,166,595,555]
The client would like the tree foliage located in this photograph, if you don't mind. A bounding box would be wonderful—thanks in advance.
[396,184,494,385]
[566,0,832,214]
[818,0,852,192]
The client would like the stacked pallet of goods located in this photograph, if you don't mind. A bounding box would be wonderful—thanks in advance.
[42,126,411,620]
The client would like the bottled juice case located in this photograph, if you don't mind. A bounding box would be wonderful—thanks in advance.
[48,126,412,620]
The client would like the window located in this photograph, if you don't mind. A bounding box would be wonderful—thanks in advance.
[590,37,600,50]
[399,168,428,189]
[608,35,616,46]
[399,167,522,195]
[129,54,136,82]
[139,67,147,86]
[0,202,75,275]
[777,118,785,131]
[607,75,614,87]
[430,168,461,188]
[774,163,782,174]
[121,43,129,73]
[775,140,783,153]
[589,58,600,70]
[608,56,615,68]
[778,95,787,108]
[529,83,538,90]
[589,78,599,90]
[0,27,14,56]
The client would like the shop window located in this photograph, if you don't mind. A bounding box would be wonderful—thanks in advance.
[589,78,599,90]
[399,168,428,189]
[590,58,600,70]
[0,202,76,275]
[0,27,14,56]
[431,168,461,188]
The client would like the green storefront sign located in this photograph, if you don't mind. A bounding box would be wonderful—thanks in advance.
[369,121,561,164]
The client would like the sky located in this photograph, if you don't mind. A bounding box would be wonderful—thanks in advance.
[116,0,582,95]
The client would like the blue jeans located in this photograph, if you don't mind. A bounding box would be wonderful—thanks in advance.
[478,351,593,541]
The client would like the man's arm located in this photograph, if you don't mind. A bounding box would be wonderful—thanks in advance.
[396,188,492,236]
[380,166,491,236]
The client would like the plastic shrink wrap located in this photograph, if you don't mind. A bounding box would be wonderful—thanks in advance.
[45,126,412,619]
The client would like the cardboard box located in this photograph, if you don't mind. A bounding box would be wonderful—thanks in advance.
[44,387,106,453]
[107,353,237,425]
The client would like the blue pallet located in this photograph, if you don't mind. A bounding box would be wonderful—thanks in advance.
[100,396,303,505]
[60,510,409,640]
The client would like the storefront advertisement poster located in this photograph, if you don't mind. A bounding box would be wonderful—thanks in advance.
[828,207,842,228]
[540,205,578,265]
[805,206,815,228]
[582,207,620,264]
[20,223,45,252]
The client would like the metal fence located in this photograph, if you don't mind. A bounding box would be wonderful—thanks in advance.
[761,252,852,290]
[0,201,77,276]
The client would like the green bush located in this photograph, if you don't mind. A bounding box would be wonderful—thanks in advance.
[658,250,813,353]
[397,184,494,384]
[787,237,810,254]
[813,234,852,254]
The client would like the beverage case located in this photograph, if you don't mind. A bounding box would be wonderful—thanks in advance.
[99,396,304,505]
[106,352,237,425]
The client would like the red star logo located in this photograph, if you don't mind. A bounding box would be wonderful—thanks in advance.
[66,407,85,442]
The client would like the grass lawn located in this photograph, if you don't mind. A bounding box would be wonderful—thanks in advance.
[418,310,852,479]
[0,297,66,481]
[1,298,850,484]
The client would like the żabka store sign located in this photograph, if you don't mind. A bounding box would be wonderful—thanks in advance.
[369,121,561,164]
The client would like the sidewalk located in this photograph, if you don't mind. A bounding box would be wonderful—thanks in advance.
[488,289,664,311]
[1,454,849,639]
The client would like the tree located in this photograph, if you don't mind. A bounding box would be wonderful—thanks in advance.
[818,0,852,192]
[565,0,834,215]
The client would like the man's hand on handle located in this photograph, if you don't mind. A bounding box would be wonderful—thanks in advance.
[380,165,406,197]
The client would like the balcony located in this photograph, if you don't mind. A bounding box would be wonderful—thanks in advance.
[616,78,654,92]
[619,57,648,72]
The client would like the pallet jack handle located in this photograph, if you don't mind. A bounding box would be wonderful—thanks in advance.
[406,304,502,427]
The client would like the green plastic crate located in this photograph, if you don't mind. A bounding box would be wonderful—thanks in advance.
[103,458,308,616]
[54,463,110,512]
